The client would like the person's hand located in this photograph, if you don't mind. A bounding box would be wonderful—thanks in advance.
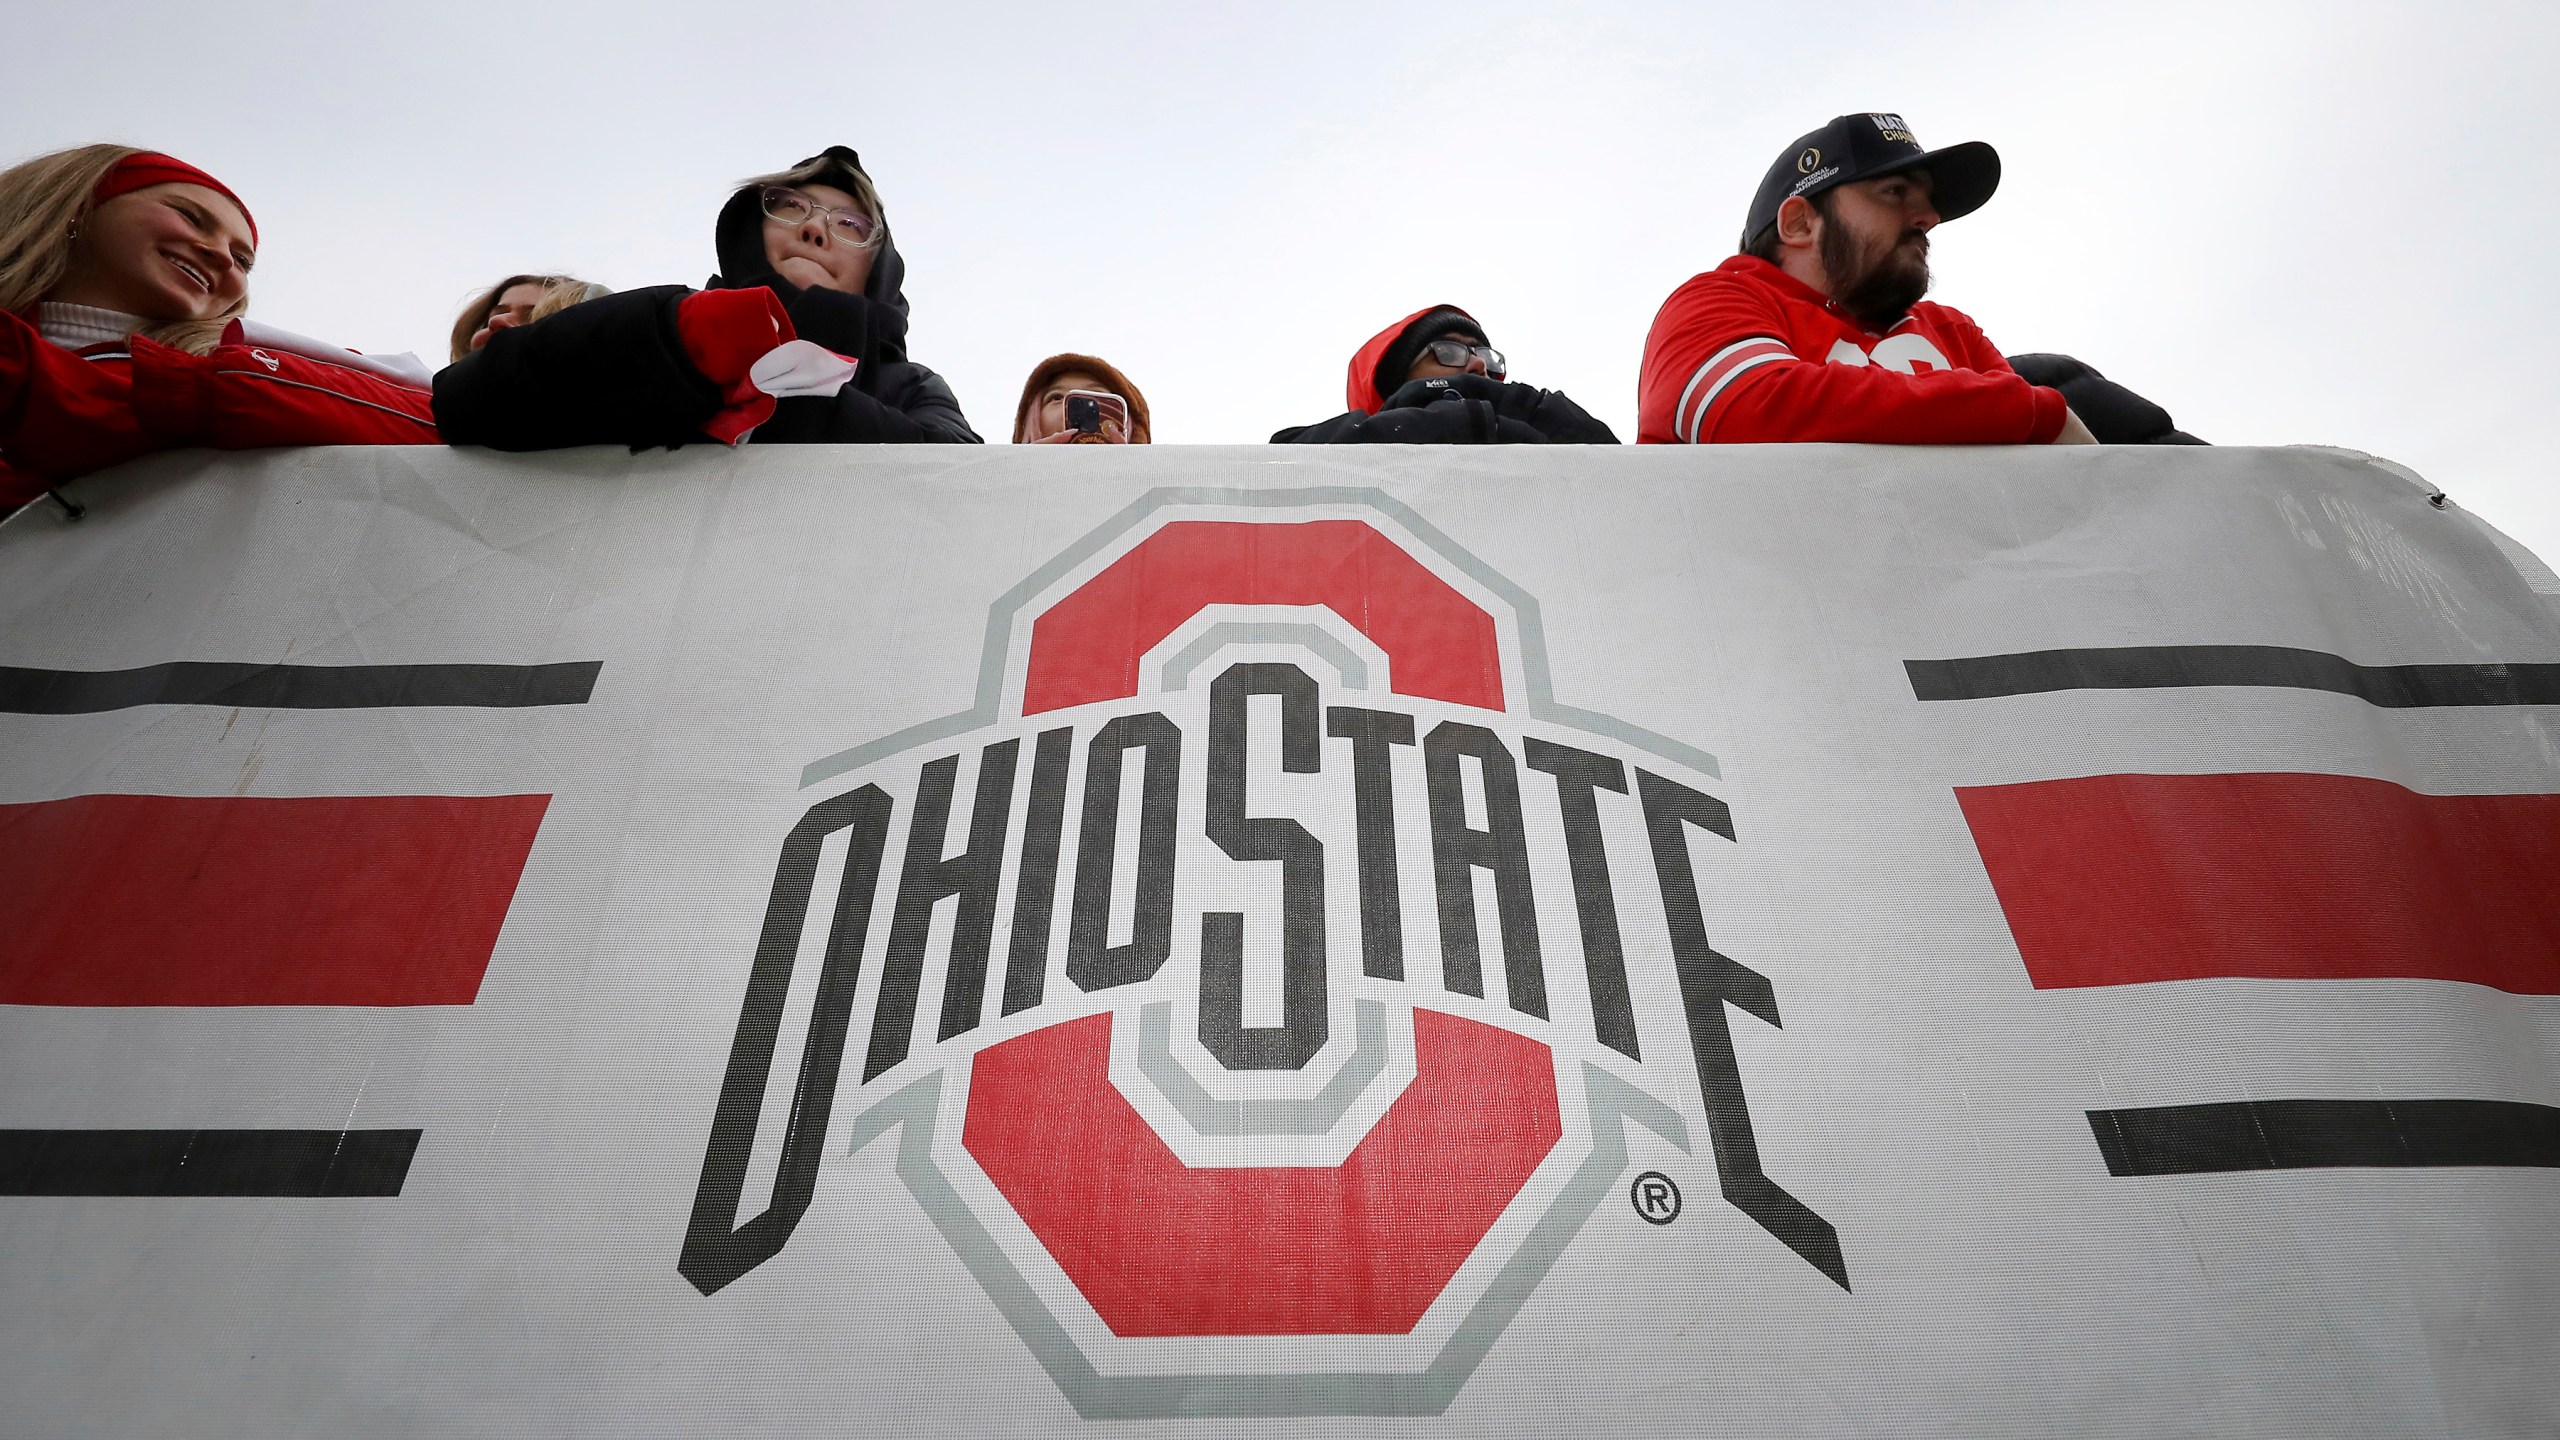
[774,256,836,292]
[1382,372,1504,411]
[1489,385,1619,443]
[2052,408,2099,445]
[1028,429,1085,444]
[1433,371,1506,404]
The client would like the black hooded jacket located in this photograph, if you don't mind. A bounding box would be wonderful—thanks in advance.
[1271,306,1618,446]
[434,147,980,449]
[1272,374,1621,444]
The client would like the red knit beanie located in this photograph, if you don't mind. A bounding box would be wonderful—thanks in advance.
[92,152,257,247]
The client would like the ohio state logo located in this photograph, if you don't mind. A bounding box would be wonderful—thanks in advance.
[678,487,1847,1418]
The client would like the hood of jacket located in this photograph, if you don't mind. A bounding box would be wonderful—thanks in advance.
[1012,352,1152,443]
[1346,304,1485,412]
[709,146,912,367]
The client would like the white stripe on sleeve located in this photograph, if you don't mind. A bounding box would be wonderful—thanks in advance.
[1674,337,1795,443]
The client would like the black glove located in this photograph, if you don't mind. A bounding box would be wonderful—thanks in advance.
[1484,384,1621,444]
[779,285,906,383]
[1362,403,1481,442]
[1379,372,1507,412]
[2007,353,2203,446]
[1368,403,1547,444]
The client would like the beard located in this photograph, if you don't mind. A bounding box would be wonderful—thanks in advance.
[1824,222,1931,329]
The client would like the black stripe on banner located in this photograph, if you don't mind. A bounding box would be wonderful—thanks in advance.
[0,1128,421,1196]
[2089,1100,2560,1176]
[1906,645,2560,707]
[0,659,601,714]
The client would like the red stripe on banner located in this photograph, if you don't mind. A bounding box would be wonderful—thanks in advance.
[1021,520,1503,714]
[1956,772,2560,994]
[0,793,550,1006]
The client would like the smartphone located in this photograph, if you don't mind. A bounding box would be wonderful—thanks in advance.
[1062,390,1130,440]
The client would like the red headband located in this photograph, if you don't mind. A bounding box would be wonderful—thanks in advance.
[91,152,256,247]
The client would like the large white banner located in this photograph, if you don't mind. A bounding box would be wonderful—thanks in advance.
[2,443,2555,1438]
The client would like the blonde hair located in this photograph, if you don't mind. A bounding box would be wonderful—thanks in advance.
[448,273,610,362]
[533,280,608,319]
[0,142,244,356]
[739,156,888,248]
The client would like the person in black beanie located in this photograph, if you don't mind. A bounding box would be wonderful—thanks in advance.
[434,146,979,450]
[1272,305,1617,445]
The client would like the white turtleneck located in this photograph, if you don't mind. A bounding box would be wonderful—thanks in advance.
[25,303,437,390]
[36,301,146,350]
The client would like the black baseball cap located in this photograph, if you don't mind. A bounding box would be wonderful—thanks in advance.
[1739,113,2000,251]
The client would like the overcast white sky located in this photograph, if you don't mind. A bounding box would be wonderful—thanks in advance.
[8,1,2556,561]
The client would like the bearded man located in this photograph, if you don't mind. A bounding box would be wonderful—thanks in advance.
[1637,113,2097,446]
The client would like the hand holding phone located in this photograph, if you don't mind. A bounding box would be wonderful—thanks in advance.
[1062,390,1131,443]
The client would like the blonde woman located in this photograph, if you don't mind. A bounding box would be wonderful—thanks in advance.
[0,143,435,510]
[435,145,978,450]
[449,274,611,364]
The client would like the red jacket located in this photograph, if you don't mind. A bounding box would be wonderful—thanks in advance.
[0,309,437,504]
[1636,256,2067,446]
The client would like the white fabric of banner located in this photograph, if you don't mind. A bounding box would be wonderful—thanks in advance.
[0,444,2555,1438]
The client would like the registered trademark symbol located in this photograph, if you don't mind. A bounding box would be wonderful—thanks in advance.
[1629,1171,1681,1225]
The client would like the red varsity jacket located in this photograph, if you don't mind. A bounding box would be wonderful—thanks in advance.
[1636,256,2067,446]
[0,309,437,505]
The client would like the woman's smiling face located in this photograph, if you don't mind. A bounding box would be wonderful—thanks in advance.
[58,181,255,322]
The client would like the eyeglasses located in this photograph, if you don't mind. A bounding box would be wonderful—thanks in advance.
[1421,339,1506,379]
[759,186,882,249]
